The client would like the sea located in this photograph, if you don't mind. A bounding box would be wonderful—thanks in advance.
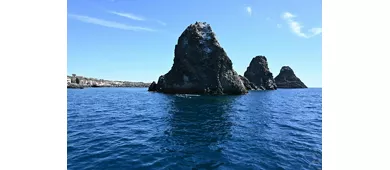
[67,88,322,170]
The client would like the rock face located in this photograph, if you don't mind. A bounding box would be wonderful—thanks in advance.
[239,75,263,90]
[67,83,84,89]
[150,21,247,95]
[243,56,277,90]
[275,66,307,88]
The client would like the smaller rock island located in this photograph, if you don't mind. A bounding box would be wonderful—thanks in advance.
[274,66,307,88]
[243,56,277,90]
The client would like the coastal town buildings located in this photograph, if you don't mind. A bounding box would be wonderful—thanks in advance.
[67,74,150,88]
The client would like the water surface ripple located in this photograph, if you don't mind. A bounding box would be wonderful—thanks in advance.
[68,88,322,170]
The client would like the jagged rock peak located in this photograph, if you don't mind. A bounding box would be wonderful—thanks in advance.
[275,66,307,88]
[182,22,214,40]
[177,21,222,55]
[249,56,269,69]
[279,66,295,76]
[188,22,213,37]
[244,55,277,90]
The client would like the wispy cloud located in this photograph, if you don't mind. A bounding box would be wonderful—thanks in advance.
[282,12,294,20]
[156,20,167,26]
[281,12,321,38]
[108,11,167,26]
[277,24,282,28]
[68,14,156,32]
[309,27,322,35]
[246,6,252,16]
[266,17,271,21]
[108,11,145,21]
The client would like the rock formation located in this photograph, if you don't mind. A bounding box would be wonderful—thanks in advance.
[149,21,247,95]
[239,75,262,90]
[67,83,84,89]
[148,81,157,91]
[243,56,277,90]
[274,66,307,88]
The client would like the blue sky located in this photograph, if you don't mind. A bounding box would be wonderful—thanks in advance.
[68,0,322,87]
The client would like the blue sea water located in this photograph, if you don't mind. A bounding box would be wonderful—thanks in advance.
[67,88,322,170]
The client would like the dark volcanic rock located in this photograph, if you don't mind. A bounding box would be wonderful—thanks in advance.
[275,66,307,88]
[243,56,277,90]
[148,81,157,91]
[67,83,84,89]
[152,21,247,95]
[239,75,262,90]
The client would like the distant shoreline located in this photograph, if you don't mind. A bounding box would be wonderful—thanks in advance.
[67,74,151,89]
[67,85,148,89]
[67,86,149,89]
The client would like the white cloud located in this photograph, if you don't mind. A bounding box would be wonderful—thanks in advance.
[246,7,252,16]
[156,20,167,26]
[281,12,321,38]
[108,11,145,21]
[68,14,156,32]
[108,11,167,26]
[282,12,295,19]
[309,27,322,35]
[277,24,282,28]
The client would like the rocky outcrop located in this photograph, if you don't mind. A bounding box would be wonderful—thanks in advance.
[148,81,157,91]
[149,21,247,95]
[243,56,277,90]
[275,66,307,88]
[67,83,84,89]
[239,75,263,90]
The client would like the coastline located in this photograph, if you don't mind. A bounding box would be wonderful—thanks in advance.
[67,85,150,89]
[67,74,151,89]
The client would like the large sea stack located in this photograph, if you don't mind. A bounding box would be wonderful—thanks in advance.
[148,21,247,95]
[274,66,307,88]
[243,56,277,90]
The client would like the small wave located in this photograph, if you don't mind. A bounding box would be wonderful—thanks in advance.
[175,94,201,98]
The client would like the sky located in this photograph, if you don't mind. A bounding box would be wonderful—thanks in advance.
[67,0,322,87]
